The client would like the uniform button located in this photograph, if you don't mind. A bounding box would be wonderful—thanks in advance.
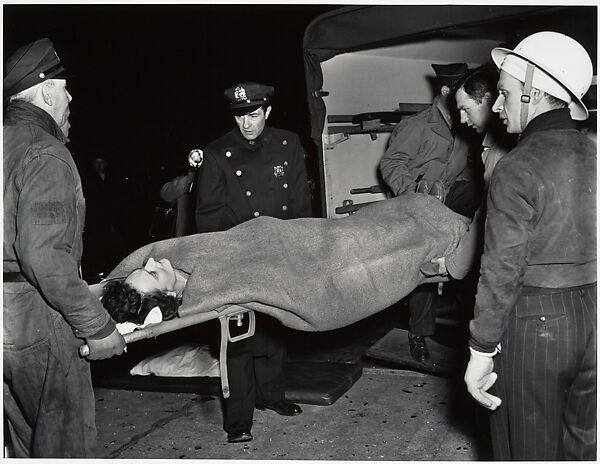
[225,151,232,157]
[283,183,288,189]
[283,139,288,146]
[282,205,288,211]
[236,170,242,176]
[284,161,288,166]
[246,191,252,197]
[254,211,260,217]
[540,316,546,322]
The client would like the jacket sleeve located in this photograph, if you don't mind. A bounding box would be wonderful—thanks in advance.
[379,119,423,196]
[289,134,313,218]
[160,173,193,203]
[469,160,537,352]
[195,150,228,232]
[15,151,114,339]
[445,207,483,280]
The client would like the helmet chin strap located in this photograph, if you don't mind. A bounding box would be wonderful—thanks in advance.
[519,62,536,132]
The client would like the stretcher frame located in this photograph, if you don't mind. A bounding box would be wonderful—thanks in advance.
[79,282,256,398]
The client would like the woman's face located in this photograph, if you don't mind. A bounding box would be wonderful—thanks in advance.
[125,257,177,294]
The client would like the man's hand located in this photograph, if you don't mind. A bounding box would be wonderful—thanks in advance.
[420,256,448,278]
[431,257,447,276]
[464,351,502,410]
[85,328,126,360]
[188,149,204,168]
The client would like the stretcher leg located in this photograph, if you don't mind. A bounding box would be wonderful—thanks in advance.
[218,309,255,398]
[79,306,255,400]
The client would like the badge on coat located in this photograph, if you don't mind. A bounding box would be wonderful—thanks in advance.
[273,165,285,177]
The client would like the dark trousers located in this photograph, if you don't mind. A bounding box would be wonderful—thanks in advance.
[408,180,481,335]
[489,284,597,461]
[3,287,97,457]
[223,314,286,434]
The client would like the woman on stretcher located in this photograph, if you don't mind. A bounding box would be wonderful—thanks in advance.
[100,193,479,331]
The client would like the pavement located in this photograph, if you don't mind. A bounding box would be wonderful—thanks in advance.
[91,303,494,460]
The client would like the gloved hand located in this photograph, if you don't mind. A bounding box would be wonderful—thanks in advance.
[420,256,448,277]
[464,350,502,410]
[85,328,126,360]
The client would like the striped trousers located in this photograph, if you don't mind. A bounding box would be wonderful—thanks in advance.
[489,283,597,461]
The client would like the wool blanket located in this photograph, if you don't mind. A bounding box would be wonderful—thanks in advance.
[107,194,470,332]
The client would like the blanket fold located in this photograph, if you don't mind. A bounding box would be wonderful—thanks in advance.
[108,194,469,332]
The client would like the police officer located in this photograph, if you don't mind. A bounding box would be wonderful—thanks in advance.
[195,82,312,443]
[3,38,126,457]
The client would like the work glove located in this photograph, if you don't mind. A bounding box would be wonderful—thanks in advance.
[464,350,502,410]
[85,328,126,360]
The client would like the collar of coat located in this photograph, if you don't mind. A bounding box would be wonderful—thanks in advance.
[520,108,576,142]
[428,95,453,141]
[231,125,273,151]
[4,100,67,143]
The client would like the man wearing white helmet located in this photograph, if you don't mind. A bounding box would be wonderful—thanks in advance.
[464,31,596,460]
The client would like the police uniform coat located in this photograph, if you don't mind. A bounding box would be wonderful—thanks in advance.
[195,125,312,232]
[194,123,311,434]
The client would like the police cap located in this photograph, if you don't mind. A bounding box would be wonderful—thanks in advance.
[224,82,274,116]
[431,63,469,89]
[4,38,68,97]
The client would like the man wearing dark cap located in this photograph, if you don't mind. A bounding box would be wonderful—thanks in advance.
[379,63,482,364]
[194,82,312,443]
[3,38,126,457]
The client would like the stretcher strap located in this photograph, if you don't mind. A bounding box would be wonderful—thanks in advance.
[520,62,535,132]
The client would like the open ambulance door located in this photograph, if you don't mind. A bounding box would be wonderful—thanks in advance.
[303,5,597,218]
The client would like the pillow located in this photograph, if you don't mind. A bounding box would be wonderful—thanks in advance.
[130,343,220,378]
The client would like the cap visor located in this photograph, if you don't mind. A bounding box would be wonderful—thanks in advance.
[231,103,264,116]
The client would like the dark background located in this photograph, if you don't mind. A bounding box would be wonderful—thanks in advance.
[4,4,337,273]
[4,3,336,181]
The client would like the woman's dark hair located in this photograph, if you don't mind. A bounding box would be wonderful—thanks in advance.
[101,280,180,324]
[454,65,500,105]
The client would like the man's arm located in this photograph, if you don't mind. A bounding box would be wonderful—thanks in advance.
[15,152,125,358]
[469,160,537,352]
[379,119,424,196]
[160,171,194,203]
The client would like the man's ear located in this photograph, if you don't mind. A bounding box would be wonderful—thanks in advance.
[530,87,544,104]
[41,82,53,106]
[441,85,451,97]
[264,106,272,120]
[483,91,493,105]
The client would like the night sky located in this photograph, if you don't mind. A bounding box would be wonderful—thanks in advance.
[4,3,337,187]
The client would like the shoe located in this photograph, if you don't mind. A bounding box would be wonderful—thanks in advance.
[256,400,302,416]
[227,431,253,443]
[408,333,430,363]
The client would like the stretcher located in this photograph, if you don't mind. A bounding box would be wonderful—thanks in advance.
[81,195,469,398]
[79,282,256,399]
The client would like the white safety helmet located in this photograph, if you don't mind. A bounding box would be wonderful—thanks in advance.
[491,31,593,121]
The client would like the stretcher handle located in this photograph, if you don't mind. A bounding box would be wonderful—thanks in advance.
[78,305,253,358]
